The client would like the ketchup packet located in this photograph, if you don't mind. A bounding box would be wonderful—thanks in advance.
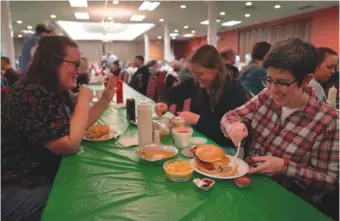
[234,176,253,188]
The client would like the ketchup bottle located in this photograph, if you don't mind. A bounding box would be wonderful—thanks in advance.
[116,80,123,104]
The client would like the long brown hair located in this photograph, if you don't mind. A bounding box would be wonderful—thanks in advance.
[23,36,79,108]
[190,44,230,110]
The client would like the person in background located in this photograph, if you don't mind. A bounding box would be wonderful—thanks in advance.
[129,55,150,95]
[110,60,121,77]
[147,60,159,76]
[239,42,271,96]
[1,56,20,87]
[107,51,118,68]
[155,45,247,146]
[178,59,193,83]
[1,36,118,221]
[19,24,54,73]
[309,47,338,102]
[72,57,90,93]
[220,49,239,79]
[221,38,339,211]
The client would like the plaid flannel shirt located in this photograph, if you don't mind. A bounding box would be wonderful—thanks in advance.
[221,88,339,190]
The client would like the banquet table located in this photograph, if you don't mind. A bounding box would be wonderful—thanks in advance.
[41,84,331,221]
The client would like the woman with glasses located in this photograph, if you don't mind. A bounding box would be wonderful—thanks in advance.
[155,45,248,146]
[221,38,339,212]
[1,36,117,221]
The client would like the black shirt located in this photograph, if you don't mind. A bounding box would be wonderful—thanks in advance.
[225,64,239,80]
[4,68,20,87]
[129,66,150,95]
[160,78,247,146]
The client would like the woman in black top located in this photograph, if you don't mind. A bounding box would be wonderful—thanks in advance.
[155,45,247,146]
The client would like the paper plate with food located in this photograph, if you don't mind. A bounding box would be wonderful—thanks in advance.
[190,144,249,179]
[136,144,178,164]
[83,124,118,141]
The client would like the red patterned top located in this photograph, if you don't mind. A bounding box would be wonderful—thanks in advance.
[221,88,339,191]
[2,79,72,188]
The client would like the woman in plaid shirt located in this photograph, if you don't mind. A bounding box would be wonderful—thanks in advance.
[221,38,339,208]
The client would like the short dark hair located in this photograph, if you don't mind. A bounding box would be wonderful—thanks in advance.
[1,56,10,64]
[135,55,144,63]
[220,49,235,59]
[252,42,271,61]
[35,24,52,35]
[263,38,317,86]
[316,47,338,66]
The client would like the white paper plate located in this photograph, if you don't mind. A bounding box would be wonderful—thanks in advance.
[190,156,249,179]
[83,128,119,142]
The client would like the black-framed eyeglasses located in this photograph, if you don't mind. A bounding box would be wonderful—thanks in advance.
[261,76,297,90]
[63,60,81,69]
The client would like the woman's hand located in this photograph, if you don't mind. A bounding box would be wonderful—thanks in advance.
[248,156,285,175]
[78,85,93,105]
[155,102,168,116]
[101,76,118,103]
[177,111,200,125]
[228,122,248,146]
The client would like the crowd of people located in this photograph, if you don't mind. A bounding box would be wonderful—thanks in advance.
[1,23,339,221]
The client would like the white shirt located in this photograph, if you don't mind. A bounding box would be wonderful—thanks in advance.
[308,77,326,102]
[281,107,298,122]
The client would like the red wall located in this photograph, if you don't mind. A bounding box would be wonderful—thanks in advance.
[174,6,339,59]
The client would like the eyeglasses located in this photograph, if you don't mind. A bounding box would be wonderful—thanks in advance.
[261,76,297,90]
[63,60,81,69]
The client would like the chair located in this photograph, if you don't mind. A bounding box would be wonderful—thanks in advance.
[146,75,158,101]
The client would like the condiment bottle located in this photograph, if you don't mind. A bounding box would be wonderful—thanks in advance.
[116,80,123,104]
[327,86,337,108]
[137,100,153,147]
[154,129,161,144]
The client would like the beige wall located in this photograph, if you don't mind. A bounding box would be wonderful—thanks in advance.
[103,40,144,62]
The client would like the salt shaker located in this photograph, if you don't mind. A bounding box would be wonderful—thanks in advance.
[137,100,153,147]
[154,130,161,144]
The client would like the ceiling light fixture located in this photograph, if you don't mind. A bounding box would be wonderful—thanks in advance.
[157,36,162,39]
[174,30,178,33]
[200,19,222,25]
[27,25,32,29]
[180,5,186,9]
[22,30,34,34]
[139,1,160,11]
[172,36,176,40]
[192,30,195,33]
[245,2,252,6]
[130,15,146,21]
[18,34,22,38]
[217,19,221,22]
[69,0,88,7]
[184,25,188,29]
[50,14,56,19]
[17,20,22,24]
[274,4,281,9]
[220,12,225,16]
[169,33,179,37]
[183,33,194,38]
[112,0,119,4]
[222,20,242,26]
[74,12,89,20]
[245,13,251,17]
[159,18,164,22]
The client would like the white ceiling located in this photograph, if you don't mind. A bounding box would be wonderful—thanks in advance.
[9,1,339,41]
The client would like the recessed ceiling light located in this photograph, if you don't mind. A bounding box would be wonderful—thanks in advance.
[183,33,194,38]
[245,13,251,17]
[220,12,225,16]
[172,36,176,40]
[169,33,179,37]
[69,0,88,7]
[274,5,281,9]
[180,5,186,9]
[130,15,146,21]
[192,30,195,33]
[246,2,252,6]
[200,19,221,25]
[22,30,34,34]
[74,12,89,20]
[184,25,188,29]
[159,18,164,22]
[174,29,178,33]
[108,17,113,20]
[139,1,160,11]
[50,14,57,19]
[18,34,22,38]
[112,0,119,4]
[17,20,22,24]
[157,36,162,39]
[217,19,221,23]
[27,26,32,29]
[222,20,242,26]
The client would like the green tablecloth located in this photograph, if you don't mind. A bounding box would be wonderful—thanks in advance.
[42,84,330,221]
